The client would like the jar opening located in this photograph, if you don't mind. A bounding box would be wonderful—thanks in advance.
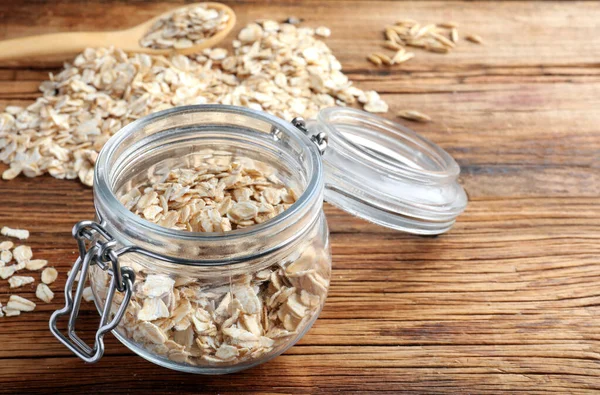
[94,105,323,263]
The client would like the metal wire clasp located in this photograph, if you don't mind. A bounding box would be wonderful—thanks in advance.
[49,221,135,363]
[292,117,328,155]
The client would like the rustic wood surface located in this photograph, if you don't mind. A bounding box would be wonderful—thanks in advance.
[0,0,599,393]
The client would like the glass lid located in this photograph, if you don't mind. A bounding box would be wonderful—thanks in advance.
[305,107,467,235]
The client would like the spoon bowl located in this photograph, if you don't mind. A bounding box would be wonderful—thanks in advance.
[0,2,236,63]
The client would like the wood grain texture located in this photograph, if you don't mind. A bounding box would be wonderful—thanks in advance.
[0,0,599,393]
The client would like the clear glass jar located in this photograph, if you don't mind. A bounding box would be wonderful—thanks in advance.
[50,104,467,374]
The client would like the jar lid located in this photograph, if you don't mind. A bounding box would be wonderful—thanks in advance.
[304,107,467,235]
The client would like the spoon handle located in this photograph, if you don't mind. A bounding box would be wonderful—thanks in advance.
[0,31,121,62]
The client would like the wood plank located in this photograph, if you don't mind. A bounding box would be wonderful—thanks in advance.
[0,354,598,394]
[1,1,600,68]
[0,0,599,393]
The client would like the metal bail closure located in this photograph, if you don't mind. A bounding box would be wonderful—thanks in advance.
[49,221,135,363]
[292,117,328,154]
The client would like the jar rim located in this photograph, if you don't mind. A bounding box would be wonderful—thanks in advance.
[94,105,323,248]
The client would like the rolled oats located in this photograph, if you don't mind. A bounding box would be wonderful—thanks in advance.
[25,259,48,271]
[397,109,432,123]
[12,245,32,265]
[374,52,394,66]
[2,307,20,317]
[36,283,55,303]
[1,21,384,185]
[140,5,230,50]
[315,26,331,38]
[0,250,11,264]
[7,295,36,312]
[0,235,52,318]
[383,40,403,51]
[371,19,482,67]
[0,241,14,250]
[392,50,415,64]
[0,227,29,240]
[97,243,329,367]
[450,28,459,43]
[138,298,170,321]
[0,265,16,280]
[8,275,34,288]
[87,150,331,368]
[466,33,484,44]
[125,152,296,232]
[41,267,58,285]
[360,91,389,113]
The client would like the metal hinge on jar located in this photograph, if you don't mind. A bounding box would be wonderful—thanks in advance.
[49,221,135,363]
[50,219,241,363]
[292,117,328,155]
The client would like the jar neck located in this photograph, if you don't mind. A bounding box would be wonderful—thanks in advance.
[93,105,324,265]
[95,189,324,265]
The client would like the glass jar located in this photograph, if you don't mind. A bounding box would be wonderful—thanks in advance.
[50,105,467,374]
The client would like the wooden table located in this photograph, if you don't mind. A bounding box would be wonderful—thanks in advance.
[0,1,599,393]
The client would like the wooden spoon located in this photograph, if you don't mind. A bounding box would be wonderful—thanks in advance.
[0,2,236,62]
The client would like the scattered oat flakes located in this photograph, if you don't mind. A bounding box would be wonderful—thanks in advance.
[0,265,16,280]
[430,31,455,48]
[0,249,11,264]
[284,16,303,25]
[140,4,230,50]
[367,54,383,66]
[373,52,393,66]
[12,245,32,265]
[369,18,481,67]
[8,275,34,288]
[41,267,58,285]
[392,50,415,64]
[0,241,14,250]
[25,259,48,271]
[1,227,29,240]
[450,28,459,43]
[7,295,36,312]
[382,40,403,51]
[315,26,331,38]
[359,91,389,114]
[0,21,383,185]
[2,307,19,317]
[437,21,458,29]
[397,109,432,123]
[465,33,484,44]
[385,27,401,43]
[36,283,54,303]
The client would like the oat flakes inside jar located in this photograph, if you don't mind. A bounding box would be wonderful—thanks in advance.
[50,105,467,373]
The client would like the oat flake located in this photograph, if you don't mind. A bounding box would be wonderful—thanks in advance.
[0,21,385,185]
